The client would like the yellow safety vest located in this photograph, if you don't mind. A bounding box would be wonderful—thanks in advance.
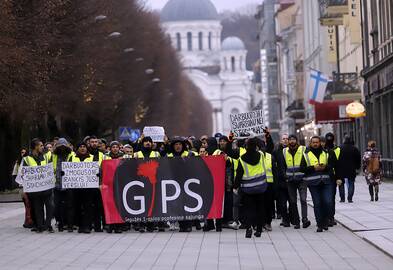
[239,153,268,194]
[69,154,94,162]
[24,155,48,167]
[135,151,160,159]
[51,152,74,172]
[263,152,273,183]
[334,147,341,160]
[283,146,305,181]
[303,150,330,184]
[167,151,193,158]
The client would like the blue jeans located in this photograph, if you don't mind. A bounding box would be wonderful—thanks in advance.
[308,183,333,227]
[339,178,355,201]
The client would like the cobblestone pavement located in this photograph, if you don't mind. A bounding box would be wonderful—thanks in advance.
[1,200,393,270]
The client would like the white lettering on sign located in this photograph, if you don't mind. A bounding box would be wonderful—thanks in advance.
[143,126,165,142]
[230,110,265,138]
[62,162,100,189]
[21,163,55,193]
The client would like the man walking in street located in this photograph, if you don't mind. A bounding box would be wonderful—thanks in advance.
[336,136,361,203]
[282,135,311,229]
[301,136,335,232]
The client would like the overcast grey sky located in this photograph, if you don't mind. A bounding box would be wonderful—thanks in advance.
[143,0,261,12]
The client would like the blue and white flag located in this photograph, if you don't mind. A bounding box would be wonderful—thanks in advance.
[306,70,329,104]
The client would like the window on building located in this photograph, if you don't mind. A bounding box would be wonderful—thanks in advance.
[198,32,203,50]
[176,33,181,51]
[231,56,236,72]
[208,32,212,50]
[187,32,192,51]
[231,108,240,115]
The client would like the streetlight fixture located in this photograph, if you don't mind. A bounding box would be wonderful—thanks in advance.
[124,48,135,53]
[152,78,161,83]
[95,15,107,22]
[145,69,154,75]
[108,32,121,38]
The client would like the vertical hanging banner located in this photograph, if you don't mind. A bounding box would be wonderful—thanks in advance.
[101,156,225,224]
[348,0,361,44]
[327,26,337,63]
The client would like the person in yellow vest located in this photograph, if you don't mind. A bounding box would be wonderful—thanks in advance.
[234,137,268,238]
[168,137,200,232]
[324,132,340,227]
[134,136,162,233]
[134,136,161,159]
[256,141,275,232]
[300,136,335,232]
[23,138,54,233]
[282,135,311,229]
[68,141,95,233]
[51,138,74,232]
[88,136,111,232]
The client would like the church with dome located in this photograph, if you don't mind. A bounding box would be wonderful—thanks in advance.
[160,0,251,135]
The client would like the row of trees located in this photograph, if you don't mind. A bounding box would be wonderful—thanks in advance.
[0,0,212,190]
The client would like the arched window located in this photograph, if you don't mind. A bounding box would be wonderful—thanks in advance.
[187,32,193,51]
[208,32,212,50]
[224,57,227,70]
[176,33,181,51]
[198,32,203,50]
[231,56,236,72]
[231,108,240,115]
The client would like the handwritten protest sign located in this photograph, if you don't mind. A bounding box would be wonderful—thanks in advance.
[230,110,265,138]
[62,162,100,189]
[143,126,165,142]
[20,163,55,193]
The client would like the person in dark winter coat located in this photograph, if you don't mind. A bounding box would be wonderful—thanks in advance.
[273,134,291,227]
[234,138,268,238]
[300,136,335,232]
[336,136,361,202]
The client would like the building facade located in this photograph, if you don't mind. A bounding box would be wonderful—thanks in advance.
[275,0,306,136]
[361,0,393,159]
[160,0,251,135]
[255,0,281,141]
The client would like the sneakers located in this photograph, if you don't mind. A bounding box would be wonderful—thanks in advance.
[316,227,323,232]
[302,219,311,229]
[264,224,272,231]
[294,224,300,229]
[228,221,239,230]
[245,228,252,238]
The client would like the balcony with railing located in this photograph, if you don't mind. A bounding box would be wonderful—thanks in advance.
[319,0,348,26]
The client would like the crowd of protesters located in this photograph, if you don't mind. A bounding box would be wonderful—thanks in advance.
[14,129,382,238]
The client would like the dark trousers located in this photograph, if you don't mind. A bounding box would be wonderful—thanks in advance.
[29,190,54,230]
[242,192,265,231]
[54,189,67,227]
[263,184,274,226]
[223,190,234,223]
[287,181,308,225]
[75,189,94,230]
[308,183,333,227]
[92,189,105,230]
[339,178,355,201]
[278,186,290,224]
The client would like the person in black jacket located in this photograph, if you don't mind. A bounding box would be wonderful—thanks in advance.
[300,136,335,232]
[336,136,361,203]
[234,138,267,238]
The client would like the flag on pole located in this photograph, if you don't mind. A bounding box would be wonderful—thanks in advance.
[306,69,329,104]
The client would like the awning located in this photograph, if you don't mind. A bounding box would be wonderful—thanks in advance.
[315,100,353,124]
